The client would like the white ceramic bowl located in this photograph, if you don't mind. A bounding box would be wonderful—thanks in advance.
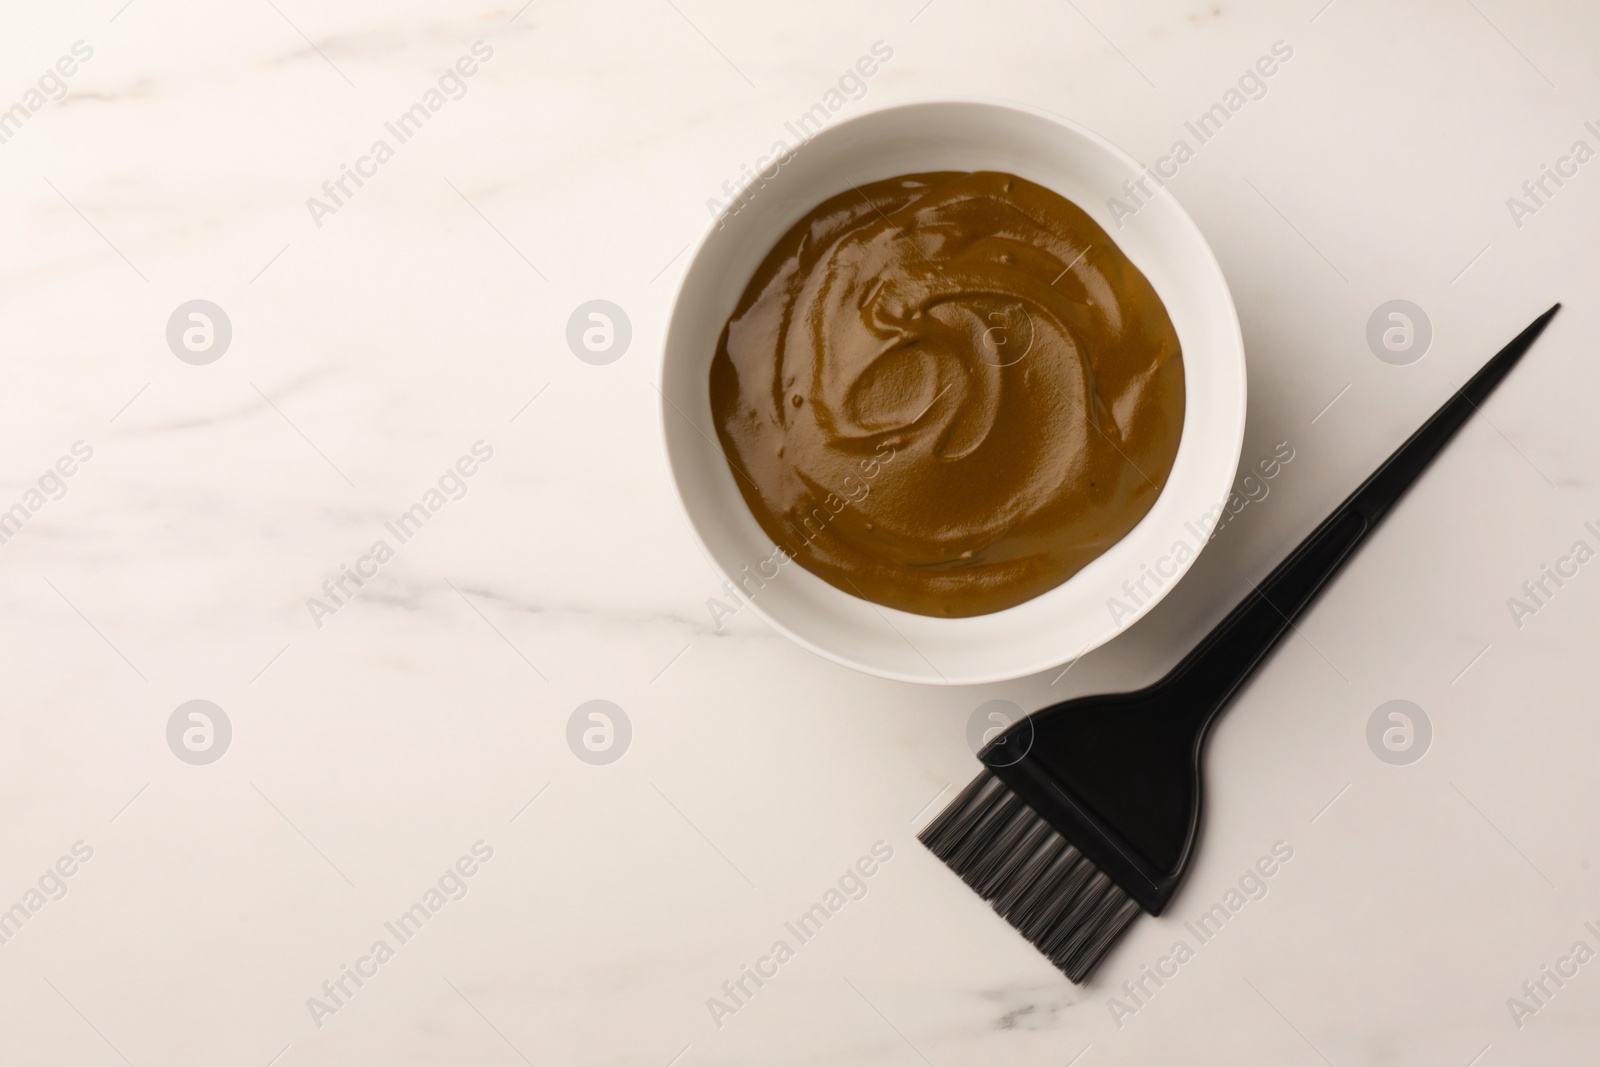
[660,99,1245,685]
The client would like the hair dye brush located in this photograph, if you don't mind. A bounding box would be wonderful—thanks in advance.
[919,304,1560,982]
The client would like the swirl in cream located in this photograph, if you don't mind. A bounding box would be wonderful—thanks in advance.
[710,171,1184,617]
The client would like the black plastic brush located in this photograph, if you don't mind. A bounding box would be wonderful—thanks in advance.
[919,303,1561,983]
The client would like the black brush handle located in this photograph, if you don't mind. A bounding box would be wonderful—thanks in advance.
[984,303,1560,915]
[1168,302,1561,724]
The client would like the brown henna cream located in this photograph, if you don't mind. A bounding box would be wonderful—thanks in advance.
[710,171,1184,617]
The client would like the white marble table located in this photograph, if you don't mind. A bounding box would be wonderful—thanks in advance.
[3,1,1598,1063]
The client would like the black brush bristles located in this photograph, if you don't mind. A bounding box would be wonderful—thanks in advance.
[918,770,1141,983]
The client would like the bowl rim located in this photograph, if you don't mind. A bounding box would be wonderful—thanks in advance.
[658,95,1246,685]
